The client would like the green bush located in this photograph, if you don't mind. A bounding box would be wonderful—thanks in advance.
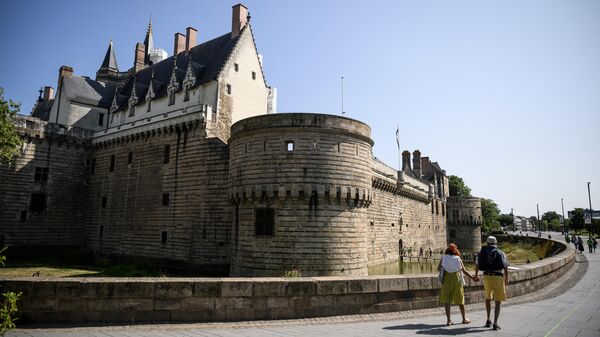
[0,247,21,337]
[282,269,302,277]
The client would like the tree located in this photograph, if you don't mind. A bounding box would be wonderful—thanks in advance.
[0,87,22,164]
[529,216,539,231]
[498,213,514,228]
[542,211,560,224]
[448,175,472,197]
[570,208,585,234]
[542,211,561,232]
[481,198,500,233]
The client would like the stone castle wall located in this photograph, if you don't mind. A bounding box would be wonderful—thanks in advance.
[85,120,231,270]
[0,117,90,249]
[446,196,482,252]
[367,187,446,266]
[228,113,373,276]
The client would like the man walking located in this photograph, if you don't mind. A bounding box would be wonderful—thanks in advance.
[475,236,509,331]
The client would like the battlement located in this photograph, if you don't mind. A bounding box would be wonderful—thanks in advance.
[14,115,93,142]
[230,113,372,145]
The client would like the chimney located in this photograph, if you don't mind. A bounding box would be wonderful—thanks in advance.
[173,33,186,55]
[412,150,422,178]
[134,42,146,72]
[402,150,411,171]
[231,4,248,39]
[58,65,73,84]
[185,27,197,52]
[43,86,54,101]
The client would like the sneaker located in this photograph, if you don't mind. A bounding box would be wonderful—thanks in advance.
[485,320,492,328]
[493,324,501,330]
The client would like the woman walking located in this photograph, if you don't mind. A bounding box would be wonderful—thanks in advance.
[438,243,478,326]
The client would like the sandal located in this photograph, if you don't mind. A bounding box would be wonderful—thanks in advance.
[462,319,471,324]
[485,320,492,327]
[493,324,501,330]
[446,322,453,326]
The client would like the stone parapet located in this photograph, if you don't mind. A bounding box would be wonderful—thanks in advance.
[14,115,93,142]
[1,237,574,324]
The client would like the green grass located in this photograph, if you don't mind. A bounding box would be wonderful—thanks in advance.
[0,262,168,278]
[499,242,541,264]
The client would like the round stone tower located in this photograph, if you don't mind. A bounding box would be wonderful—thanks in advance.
[446,196,482,252]
[229,113,374,276]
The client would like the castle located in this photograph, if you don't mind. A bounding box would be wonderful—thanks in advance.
[0,4,480,276]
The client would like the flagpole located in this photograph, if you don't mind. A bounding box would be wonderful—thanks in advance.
[396,124,400,170]
[341,76,345,115]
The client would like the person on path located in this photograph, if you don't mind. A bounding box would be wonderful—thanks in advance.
[593,237,597,253]
[438,243,477,326]
[419,247,424,258]
[475,236,510,331]
[578,237,585,254]
[588,237,594,253]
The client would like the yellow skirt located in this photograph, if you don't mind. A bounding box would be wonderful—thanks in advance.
[439,271,465,305]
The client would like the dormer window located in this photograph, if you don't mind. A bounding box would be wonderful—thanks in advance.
[147,100,151,112]
[184,89,190,102]
[129,104,135,117]
[168,90,176,105]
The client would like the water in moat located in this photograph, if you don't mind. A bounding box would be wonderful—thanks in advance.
[368,257,440,275]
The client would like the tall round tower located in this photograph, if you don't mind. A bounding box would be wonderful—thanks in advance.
[446,196,482,252]
[229,113,373,276]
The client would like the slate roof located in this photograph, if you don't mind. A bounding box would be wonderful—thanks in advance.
[31,99,54,121]
[112,31,240,112]
[100,41,119,72]
[62,76,115,108]
[53,28,242,114]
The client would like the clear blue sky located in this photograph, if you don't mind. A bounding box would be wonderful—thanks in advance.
[1,0,599,219]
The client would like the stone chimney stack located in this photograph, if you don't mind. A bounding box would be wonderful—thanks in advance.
[402,150,411,171]
[173,33,186,55]
[412,150,422,178]
[43,86,54,101]
[134,43,146,72]
[231,4,248,39]
[58,65,73,84]
[185,27,197,52]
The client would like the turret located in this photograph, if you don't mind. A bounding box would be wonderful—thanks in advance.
[96,40,120,84]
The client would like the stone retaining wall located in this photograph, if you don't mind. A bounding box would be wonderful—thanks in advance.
[0,238,575,325]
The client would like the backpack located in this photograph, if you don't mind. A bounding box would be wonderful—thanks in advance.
[477,246,504,271]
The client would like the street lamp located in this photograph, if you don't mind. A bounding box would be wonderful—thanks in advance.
[537,203,541,236]
[511,208,515,232]
[588,182,594,236]
[561,198,566,236]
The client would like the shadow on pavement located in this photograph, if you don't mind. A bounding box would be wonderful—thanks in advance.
[383,323,489,335]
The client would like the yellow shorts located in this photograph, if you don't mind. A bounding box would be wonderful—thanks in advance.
[483,275,506,301]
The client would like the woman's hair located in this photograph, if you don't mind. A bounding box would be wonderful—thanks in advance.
[445,243,460,256]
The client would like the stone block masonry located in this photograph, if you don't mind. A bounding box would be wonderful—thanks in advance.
[86,121,231,270]
[0,238,574,324]
[0,116,90,249]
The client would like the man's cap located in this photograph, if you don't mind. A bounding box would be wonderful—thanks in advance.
[487,236,497,245]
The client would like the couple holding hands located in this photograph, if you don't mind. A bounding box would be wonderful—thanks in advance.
[438,237,509,331]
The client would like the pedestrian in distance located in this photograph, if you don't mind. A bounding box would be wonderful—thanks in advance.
[593,237,597,253]
[475,236,510,331]
[577,236,584,254]
[438,243,477,326]
[587,237,594,253]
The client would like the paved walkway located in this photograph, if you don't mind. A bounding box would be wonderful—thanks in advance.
[9,232,600,337]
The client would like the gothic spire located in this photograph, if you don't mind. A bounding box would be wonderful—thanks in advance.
[144,15,154,63]
[100,39,119,72]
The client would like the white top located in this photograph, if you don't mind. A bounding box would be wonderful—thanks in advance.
[441,254,463,273]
